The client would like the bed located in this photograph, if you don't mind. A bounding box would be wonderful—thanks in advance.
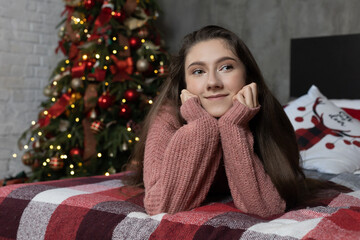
[1,34,360,240]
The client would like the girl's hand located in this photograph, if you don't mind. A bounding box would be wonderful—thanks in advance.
[180,89,198,105]
[233,83,259,108]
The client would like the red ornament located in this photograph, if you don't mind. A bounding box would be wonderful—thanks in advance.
[119,104,131,119]
[90,120,104,134]
[98,92,114,109]
[70,148,83,158]
[124,89,138,102]
[49,157,64,171]
[84,0,95,9]
[129,37,140,48]
[21,152,33,166]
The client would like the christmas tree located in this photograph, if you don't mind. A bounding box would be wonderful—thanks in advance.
[18,0,169,181]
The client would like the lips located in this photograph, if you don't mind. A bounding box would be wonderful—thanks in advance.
[205,94,229,100]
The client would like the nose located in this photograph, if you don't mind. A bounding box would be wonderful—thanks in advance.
[206,71,223,90]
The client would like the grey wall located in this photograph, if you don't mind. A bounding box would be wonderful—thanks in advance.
[157,0,360,103]
[1,0,360,179]
[0,0,63,179]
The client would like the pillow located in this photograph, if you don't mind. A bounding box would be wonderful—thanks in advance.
[284,85,360,174]
[342,108,360,121]
[331,99,360,109]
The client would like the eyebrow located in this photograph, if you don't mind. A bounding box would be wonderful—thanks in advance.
[186,56,238,69]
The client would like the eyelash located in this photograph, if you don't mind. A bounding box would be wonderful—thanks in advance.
[192,69,204,75]
[220,64,233,71]
[191,64,234,75]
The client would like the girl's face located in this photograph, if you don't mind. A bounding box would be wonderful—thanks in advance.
[184,39,247,117]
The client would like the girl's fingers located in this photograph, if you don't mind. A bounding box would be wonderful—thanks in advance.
[234,83,259,108]
[249,83,258,107]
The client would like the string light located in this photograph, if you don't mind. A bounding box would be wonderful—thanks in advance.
[43,110,49,115]
[70,171,75,175]
[78,162,83,167]
[122,99,126,103]
[31,121,36,125]
[60,154,67,159]
[82,55,88,61]
[60,67,65,72]
[154,69,158,74]
[103,66,108,70]
[46,158,50,163]
[127,127,132,132]
[95,54,100,59]
[105,172,110,176]
[30,137,35,141]
[43,162,47,166]
[38,132,42,136]
[65,59,70,64]
[124,46,128,50]
[49,145,54,149]
[75,118,80,122]
[52,98,56,102]
[105,56,110,60]
[112,37,117,41]
[57,145,61,150]
[128,140,133,143]
[97,153,102,158]
[148,100,153,104]
[12,153,17,158]
[67,134,72,138]
[150,55,155,61]
[70,164,74,169]
[112,50,117,54]
[71,104,75,108]
[141,39,145,43]
[82,76,86,80]
[135,137,140,142]
[84,29,88,33]
[105,82,109,86]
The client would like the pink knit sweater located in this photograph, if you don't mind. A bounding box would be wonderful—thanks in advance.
[143,97,286,217]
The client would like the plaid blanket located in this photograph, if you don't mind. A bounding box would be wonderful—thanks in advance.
[1,172,360,240]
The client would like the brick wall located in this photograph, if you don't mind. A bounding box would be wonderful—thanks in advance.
[0,0,63,179]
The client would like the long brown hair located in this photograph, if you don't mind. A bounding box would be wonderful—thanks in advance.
[125,25,348,210]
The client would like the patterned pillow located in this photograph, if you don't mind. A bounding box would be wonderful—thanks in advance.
[284,85,360,174]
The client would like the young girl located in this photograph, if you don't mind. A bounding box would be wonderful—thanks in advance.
[126,25,345,217]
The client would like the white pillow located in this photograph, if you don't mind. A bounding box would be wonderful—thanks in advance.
[330,99,360,110]
[284,85,360,174]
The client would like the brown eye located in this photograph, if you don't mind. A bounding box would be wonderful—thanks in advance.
[192,69,204,75]
[220,64,234,71]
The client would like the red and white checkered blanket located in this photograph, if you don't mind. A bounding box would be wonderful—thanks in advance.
[1,172,360,239]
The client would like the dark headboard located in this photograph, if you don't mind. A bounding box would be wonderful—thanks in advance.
[290,33,360,99]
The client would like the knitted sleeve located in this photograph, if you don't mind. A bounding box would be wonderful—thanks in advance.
[218,101,286,217]
[143,97,221,215]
